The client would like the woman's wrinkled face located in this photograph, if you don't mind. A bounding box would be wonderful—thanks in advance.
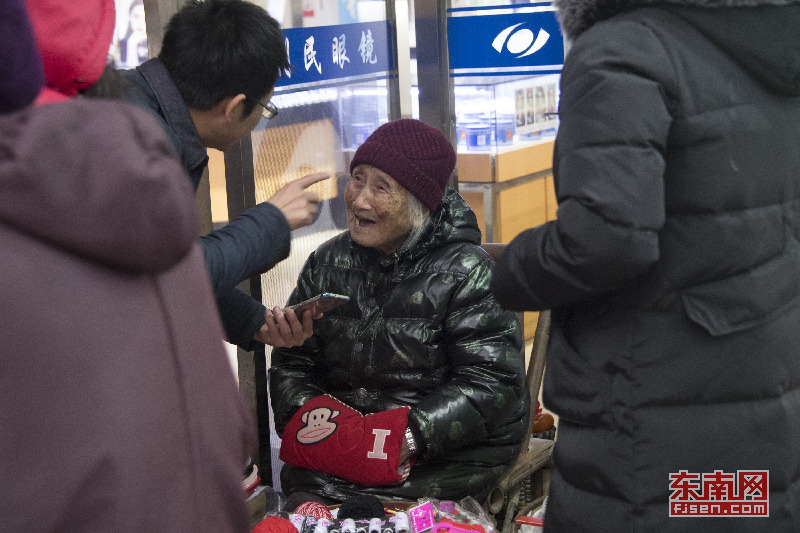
[346,164,414,255]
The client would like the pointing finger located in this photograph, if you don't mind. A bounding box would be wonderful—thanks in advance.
[294,172,331,189]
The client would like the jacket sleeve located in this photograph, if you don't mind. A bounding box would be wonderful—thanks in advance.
[199,202,291,291]
[200,202,291,351]
[268,252,328,436]
[409,257,529,460]
[491,21,675,312]
[215,286,266,351]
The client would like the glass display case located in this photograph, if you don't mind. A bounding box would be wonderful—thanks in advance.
[454,76,558,152]
[453,74,560,244]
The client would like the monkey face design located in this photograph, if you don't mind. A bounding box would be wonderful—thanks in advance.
[297,406,340,444]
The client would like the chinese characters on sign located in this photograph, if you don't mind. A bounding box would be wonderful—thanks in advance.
[283,37,292,78]
[358,29,378,64]
[277,22,392,88]
[304,36,322,74]
[669,470,769,517]
[332,34,350,69]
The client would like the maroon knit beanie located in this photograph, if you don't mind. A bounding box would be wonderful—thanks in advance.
[349,119,455,213]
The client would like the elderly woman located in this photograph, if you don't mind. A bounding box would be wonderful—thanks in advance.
[270,119,530,506]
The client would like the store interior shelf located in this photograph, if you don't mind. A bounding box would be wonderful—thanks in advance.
[457,137,556,183]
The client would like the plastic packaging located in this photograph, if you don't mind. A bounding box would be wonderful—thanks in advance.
[389,512,410,533]
[341,518,356,533]
[369,518,385,533]
[290,513,307,533]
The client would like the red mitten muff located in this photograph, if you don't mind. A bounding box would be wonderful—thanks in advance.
[280,395,413,486]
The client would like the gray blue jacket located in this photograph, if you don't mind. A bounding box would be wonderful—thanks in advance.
[121,59,291,349]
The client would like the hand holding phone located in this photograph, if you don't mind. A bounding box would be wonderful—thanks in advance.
[259,294,348,348]
[257,305,315,348]
[287,292,350,316]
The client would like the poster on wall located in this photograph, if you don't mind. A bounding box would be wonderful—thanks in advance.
[112,0,149,69]
[511,74,559,135]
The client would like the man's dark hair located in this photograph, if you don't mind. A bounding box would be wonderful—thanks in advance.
[159,0,290,115]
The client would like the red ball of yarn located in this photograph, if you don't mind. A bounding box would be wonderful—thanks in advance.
[294,501,333,520]
[253,516,297,533]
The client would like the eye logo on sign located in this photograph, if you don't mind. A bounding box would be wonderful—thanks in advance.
[492,23,550,58]
[447,11,563,75]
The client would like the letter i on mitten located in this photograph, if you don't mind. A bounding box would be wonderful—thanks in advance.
[280,395,413,486]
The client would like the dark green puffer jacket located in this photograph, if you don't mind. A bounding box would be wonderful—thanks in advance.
[270,188,529,503]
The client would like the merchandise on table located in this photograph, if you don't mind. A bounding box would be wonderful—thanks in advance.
[256,496,497,533]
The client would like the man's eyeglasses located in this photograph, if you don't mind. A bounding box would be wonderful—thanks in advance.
[248,96,278,119]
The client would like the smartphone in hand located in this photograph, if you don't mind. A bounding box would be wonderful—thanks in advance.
[287,293,350,316]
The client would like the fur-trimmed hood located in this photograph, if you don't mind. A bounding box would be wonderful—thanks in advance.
[555,0,800,95]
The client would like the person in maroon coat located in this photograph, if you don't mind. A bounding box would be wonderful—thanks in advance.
[0,0,255,531]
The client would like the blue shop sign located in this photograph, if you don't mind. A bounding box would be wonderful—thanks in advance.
[277,21,393,88]
[447,9,564,76]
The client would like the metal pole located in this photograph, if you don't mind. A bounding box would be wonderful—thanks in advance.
[413,0,457,189]
[224,136,272,485]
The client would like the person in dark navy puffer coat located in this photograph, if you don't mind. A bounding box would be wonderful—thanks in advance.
[270,119,530,505]
[490,0,800,531]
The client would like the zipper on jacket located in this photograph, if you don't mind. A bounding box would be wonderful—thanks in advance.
[392,252,400,275]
